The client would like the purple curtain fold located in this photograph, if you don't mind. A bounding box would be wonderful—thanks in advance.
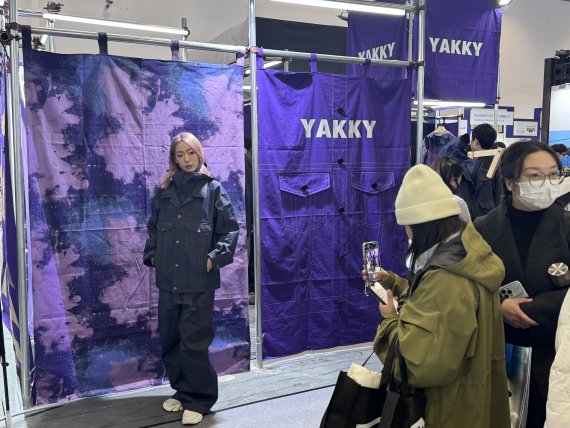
[23,48,249,404]
[258,69,411,359]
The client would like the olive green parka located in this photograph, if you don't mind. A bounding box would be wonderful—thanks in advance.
[374,223,510,428]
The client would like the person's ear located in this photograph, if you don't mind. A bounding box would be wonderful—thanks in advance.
[505,178,515,192]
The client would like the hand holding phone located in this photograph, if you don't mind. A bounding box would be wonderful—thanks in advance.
[499,281,529,299]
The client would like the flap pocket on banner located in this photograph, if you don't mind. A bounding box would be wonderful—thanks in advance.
[351,171,395,229]
[351,171,394,194]
[278,172,332,233]
[279,172,331,197]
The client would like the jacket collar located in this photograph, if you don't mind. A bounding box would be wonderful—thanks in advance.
[482,203,567,281]
[160,172,212,208]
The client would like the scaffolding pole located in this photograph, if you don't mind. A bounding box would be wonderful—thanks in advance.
[415,0,426,165]
[28,27,243,53]
[8,0,32,410]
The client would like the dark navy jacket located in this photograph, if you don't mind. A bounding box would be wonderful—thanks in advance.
[143,171,239,293]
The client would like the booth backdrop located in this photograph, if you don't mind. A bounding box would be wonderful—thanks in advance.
[23,41,249,404]
[347,0,502,104]
[258,62,411,358]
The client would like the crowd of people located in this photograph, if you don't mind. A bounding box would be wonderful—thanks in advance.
[144,129,570,426]
[369,130,570,427]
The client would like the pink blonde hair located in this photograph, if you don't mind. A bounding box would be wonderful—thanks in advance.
[160,132,207,189]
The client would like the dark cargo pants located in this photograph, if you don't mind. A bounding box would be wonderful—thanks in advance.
[158,290,218,414]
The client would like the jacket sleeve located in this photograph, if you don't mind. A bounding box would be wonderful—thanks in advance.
[373,272,410,363]
[544,301,570,428]
[398,269,479,388]
[521,288,569,336]
[208,184,240,268]
[143,191,161,267]
[380,272,410,299]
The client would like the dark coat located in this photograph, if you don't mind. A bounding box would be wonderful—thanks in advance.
[474,201,570,427]
[143,172,239,293]
[441,138,503,219]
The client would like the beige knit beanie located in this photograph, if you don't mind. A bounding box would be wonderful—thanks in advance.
[395,164,461,226]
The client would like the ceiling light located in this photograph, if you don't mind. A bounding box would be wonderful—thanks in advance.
[42,13,188,36]
[270,0,406,16]
[244,60,283,76]
[414,100,487,108]
[497,0,514,6]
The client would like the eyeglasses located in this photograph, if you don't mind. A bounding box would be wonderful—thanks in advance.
[520,171,562,188]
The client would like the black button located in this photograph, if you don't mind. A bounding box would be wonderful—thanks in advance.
[337,107,345,115]
[301,185,309,191]
[371,182,378,189]
[337,158,344,165]
[338,255,345,261]
[338,207,345,213]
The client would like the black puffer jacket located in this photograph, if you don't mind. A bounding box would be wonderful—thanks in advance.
[143,171,239,293]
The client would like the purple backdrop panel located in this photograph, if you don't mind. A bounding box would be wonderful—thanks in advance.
[346,0,408,80]
[424,0,502,103]
[347,0,502,103]
[23,48,249,404]
[258,69,411,359]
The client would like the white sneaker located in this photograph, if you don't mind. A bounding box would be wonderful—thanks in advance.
[162,397,183,412]
[182,410,204,425]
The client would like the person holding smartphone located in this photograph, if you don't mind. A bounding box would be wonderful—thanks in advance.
[368,164,510,428]
[474,141,570,428]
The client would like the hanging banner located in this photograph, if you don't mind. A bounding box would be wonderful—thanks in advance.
[425,0,502,103]
[346,5,408,79]
[258,68,411,359]
[23,47,249,403]
[346,0,502,103]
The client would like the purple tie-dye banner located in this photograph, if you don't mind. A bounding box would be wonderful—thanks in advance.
[23,45,249,404]
[258,67,411,359]
[347,0,502,103]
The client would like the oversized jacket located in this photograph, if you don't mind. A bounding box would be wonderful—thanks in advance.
[373,223,510,428]
[474,201,570,427]
[143,171,239,293]
[545,290,570,427]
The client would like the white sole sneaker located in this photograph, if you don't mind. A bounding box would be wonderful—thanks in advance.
[163,397,183,412]
[182,410,204,425]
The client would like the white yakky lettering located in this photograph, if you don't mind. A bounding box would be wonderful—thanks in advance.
[316,119,331,138]
[361,120,377,138]
[348,120,362,138]
[357,42,397,61]
[333,120,347,138]
[301,118,377,139]
[429,37,484,57]
[300,118,315,138]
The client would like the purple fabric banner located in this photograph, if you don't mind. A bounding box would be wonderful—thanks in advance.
[23,48,249,404]
[425,0,502,103]
[346,7,408,79]
[347,0,502,103]
[258,68,411,359]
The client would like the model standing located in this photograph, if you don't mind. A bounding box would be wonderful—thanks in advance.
[144,132,239,425]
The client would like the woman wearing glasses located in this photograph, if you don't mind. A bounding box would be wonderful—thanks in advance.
[474,141,570,428]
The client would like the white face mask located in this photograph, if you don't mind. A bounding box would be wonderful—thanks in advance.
[516,180,559,211]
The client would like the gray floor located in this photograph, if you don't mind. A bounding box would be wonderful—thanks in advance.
[0,305,380,427]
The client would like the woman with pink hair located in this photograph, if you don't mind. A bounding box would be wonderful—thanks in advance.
[144,132,239,425]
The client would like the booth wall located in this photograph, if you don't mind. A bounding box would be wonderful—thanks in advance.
[499,0,570,118]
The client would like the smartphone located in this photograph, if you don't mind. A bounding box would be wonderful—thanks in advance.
[499,280,529,299]
[367,281,399,311]
[362,241,381,283]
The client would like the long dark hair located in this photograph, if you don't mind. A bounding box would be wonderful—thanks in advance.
[500,140,561,206]
[405,216,466,273]
[431,156,464,192]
